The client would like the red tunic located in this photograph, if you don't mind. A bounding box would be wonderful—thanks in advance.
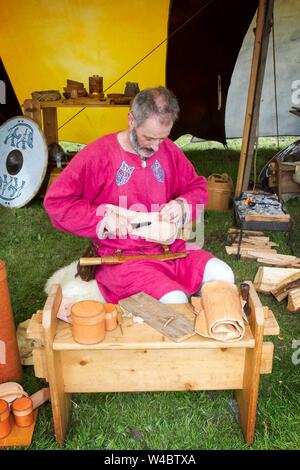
[44,133,214,302]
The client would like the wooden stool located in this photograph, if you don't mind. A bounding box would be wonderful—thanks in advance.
[27,282,279,445]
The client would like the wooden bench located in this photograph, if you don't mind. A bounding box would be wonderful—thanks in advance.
[27,281,279,445]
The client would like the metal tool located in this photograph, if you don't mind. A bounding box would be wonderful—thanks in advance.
[130,221,152,229]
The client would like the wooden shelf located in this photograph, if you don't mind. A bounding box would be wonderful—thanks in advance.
[23,97,131,146]
[37,98,131,108]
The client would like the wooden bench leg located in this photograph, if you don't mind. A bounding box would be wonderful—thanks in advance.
[47,351,71,445]
[43,285,71,445]
[235,283,264,445]
[234,346,262,444]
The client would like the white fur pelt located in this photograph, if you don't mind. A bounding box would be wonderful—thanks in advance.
[44,260,105,302]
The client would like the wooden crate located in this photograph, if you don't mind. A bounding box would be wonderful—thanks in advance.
[27,282,279,446]
[275,161,300,200]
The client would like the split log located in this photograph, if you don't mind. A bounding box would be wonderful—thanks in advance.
[227,234,269,243]
[263,308,280,335]
[229,244,275,251]
[255,253,300,268]
[287,288,300,312]
[228,228,266,236]
[254,267,300,293]
[227,235,277,247]
[271,272,300,302]
[225,246,277,257]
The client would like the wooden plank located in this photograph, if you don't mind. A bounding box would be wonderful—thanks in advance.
[42,107,58,145]
[241,0,274,194]
[245,214,290,222]
[256,253,297,261]
[228,228,266,236]
[228,233,273,244]
[26,311,43,341]
[229,243,275,250]
[119,293,195,342]
[53,313,255,350]
[235,0,274,196]
[42,284,62,334]
[32,347,48,380]
[61,348,245,393]
[235,280,264,444]
[225,246,277,256]
[263,309,280,336]
[256,258,300,268]
[229,238,278,247]
[39,99,129,108]
[260,342,274,374]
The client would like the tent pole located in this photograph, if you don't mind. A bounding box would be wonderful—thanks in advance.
[235,0,274,197]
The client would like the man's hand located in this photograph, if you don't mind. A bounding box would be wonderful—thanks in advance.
[159,199,185,224]
[105,212,131,238]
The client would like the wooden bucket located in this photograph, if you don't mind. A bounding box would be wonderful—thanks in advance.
[207,173,233,211]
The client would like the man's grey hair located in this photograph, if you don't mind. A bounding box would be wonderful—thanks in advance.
[130,86,179,127]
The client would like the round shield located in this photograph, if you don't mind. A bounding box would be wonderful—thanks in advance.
[0,116,48,208]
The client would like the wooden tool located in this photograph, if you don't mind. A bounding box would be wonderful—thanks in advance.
[119,293,195,342]
[80,251,189,265]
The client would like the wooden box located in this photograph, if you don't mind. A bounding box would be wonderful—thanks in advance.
[275,161,300,200]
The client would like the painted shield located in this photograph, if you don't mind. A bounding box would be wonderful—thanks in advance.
[0,116,48,208]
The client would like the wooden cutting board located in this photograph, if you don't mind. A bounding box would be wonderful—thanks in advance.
[0,410,38,447]
[119,292,195,342]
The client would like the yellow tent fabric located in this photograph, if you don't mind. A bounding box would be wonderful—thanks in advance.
[0,0,169,143]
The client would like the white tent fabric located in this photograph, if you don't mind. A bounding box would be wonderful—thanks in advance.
[226,0,300,138]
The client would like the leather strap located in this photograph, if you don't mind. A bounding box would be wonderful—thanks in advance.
[0,382,28,404]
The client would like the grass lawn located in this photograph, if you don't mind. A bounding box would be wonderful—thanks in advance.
[0,137,300,450]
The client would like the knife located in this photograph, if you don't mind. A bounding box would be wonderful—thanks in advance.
[130,221,152,229]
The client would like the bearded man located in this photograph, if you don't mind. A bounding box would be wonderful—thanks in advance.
[44,86,234,304]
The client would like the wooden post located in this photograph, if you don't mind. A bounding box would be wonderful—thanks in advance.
[235,282,264,444]
[235,0,274,197]
[23,99,42,127]
[42,107,58,145]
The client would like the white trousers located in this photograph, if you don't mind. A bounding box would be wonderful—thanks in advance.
[159,258,235,304]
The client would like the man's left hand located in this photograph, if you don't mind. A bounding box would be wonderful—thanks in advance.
[159,199,184,224]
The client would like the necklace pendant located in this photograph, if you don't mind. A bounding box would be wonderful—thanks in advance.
[142,160,147,168]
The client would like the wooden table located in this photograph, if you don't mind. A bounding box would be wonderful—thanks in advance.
[27,282,279,446]
[23,98,131,145]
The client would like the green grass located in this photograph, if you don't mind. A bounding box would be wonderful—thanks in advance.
[1,137,300,450]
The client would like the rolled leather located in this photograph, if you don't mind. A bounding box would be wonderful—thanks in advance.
[192,281,245,342]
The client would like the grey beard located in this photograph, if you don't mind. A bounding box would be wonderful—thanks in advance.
[129,128,154,158]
